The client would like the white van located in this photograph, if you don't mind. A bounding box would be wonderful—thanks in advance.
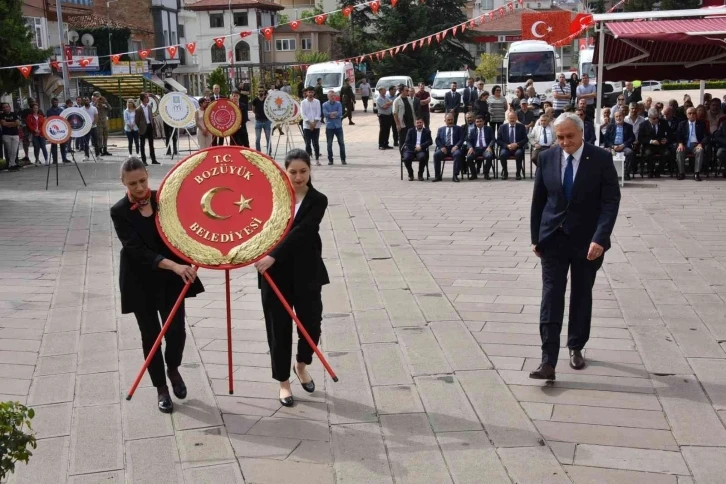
[429,70,471,112]
[372,76,414,113]
[304,61,356,99]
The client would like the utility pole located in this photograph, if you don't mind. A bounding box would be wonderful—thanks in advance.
[55,0,71,100]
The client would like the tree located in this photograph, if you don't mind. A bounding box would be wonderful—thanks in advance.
[475,53,503,84]
[0,0,52,95]
[278,13,290,25]
[207,68,229,96]
[660,0,699,9]
[295,51,330,64]
[363,0,474,83]
[0,402,37,480]
[301,3,348,30]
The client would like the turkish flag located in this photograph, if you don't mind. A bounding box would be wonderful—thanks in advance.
[262,27,273,41]
[111,54,121,64]
[79,58,91,67]
[18,66,32,78]
[521,12,571,44]
[213,37,225,48]
[315,14,326,25]
[570,13,594,35]
[290,20,301,30]
[391,0,398,6]
[186,42,197,55]
[138,49,151,59]
[50,60,60,71]
[371,1,380,14]
[343,5,353,16]
[239,31,252,38]
[65,45,73,64]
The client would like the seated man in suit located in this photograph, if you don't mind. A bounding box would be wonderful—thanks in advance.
[529,112,620,381]
[676,107,707,181]
[713,118,726,177]
[433,113,465,183]
[639,107,672,178]
[461,112,477,149]
[528,113,555,166]
[604,110,635,180]
[465,115,494,180]
[577,108,596,145]
[402,117,433,181]
[497,110,528,180]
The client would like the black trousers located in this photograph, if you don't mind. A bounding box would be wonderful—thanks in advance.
[140,129,156,163]
[132,298,187,388]
[232,126,250,147]
[539,231,603,367]
[500,148,524,174]
[164,124,178,155]
[362,96,369,111]
[643,145,671,174]
[403,150,427,177]
[466,148,493,175]
[261,276,323,382]
[303,128,320,159]
[378,114,393,148]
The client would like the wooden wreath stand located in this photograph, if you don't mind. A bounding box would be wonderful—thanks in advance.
[125,147,337,401]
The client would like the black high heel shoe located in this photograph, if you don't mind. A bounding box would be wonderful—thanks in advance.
[157,387,173,414]
[167,368,187,400]
[293,366,315,394]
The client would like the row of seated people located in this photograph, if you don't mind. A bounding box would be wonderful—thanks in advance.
[402,111,528,182]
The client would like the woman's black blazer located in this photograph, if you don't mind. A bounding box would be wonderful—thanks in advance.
[261,186,329,288]
[111,191,204,314]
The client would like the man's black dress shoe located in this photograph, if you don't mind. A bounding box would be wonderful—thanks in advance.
[293,366,315,393]
[529,363,556,380]
[569,349,585,370]
[418,175,424,181]
[452,176,460,182]
[516,173,522,180]
[152,161,161,165]
[484,174,491,180]
[501,171,508,180]
[157,388,173,413]
[695,173,702,181]
[432,177,442,183]
[408,176,414,181]
[167,369,187,399]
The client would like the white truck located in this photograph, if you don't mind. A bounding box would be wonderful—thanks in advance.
[579,47,596,83]
[429,70,471,112]
[504,40,558,102]
[372,76,414,113]
[304,61,356,99]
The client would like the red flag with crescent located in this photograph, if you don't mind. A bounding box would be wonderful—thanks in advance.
[427,36,432,46]
[239,31,252,38]
[436,32,441,42]
[167,46,178,58]
[79,58,91,67]
[371,0,380,14]
[391,0,398,6]
[214,37,225,48]
[50,60,60,71]
[111,54,120,64]
[315,14,326,25]
[394,46,400,54]
[570,13,594,34]
[343,5,353,16]
[262,27,273,40]
[186,42,197,55]
[18,66,32,78]
[498,7,505,16]
[521,11,571,43]
[139,49,150,59]
[517,0,524,5]
[290,20,301,30]
[507,2,514,12]
[489,11,495,20]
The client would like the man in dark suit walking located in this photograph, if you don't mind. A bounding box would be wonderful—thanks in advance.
[402,117,432,181]
[135,92,158,165]
[530,112,621,381]
[444,82,462,125]
[496,111,528,180]
[676,106,707,181]
[465,115,494,179]
[433,113,464,182]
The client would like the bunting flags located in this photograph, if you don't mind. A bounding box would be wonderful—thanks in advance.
[111,54,121,64]
[262,27,274,41]
[391,0,398,6]
[343,5,353,16]
[18,66,31,78]
[291,20,301,30]
[315,14,327,25]
[50,60,60,71]
[371,0,380,14]
[213,37,225,48]
[186,42,197,55]
[138,49,150,59]
[167,46,178,58]
[239,31,252,38]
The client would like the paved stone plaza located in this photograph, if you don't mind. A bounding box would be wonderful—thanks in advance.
[1,112,726,483]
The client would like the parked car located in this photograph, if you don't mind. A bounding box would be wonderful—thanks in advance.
[641,80,662,91]
[372,76,414,113]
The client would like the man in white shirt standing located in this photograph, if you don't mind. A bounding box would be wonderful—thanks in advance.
[301,87,322,165]
[359,78,371,113]
[81,97,100,161]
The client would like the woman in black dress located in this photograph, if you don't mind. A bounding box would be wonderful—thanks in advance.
[254,149,329,407]
[111,157,204,413]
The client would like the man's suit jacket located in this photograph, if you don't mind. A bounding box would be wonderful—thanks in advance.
[210,94,225,101]
[461,123,476,148]
[604,122,634,149]
[467,125,495,151]
[462,86,478,107]
[444,91,462,113]
[624,87,641,105]
[676,119,707,146]
[404,127,433,153]
[584,121,597,145]
[531,143,621,253]
[713,121,726,148]
[664,117,680,140]
[435,125,464,150]
[135,104,155,136]
[496,122,528,150]
[638,120,671,146]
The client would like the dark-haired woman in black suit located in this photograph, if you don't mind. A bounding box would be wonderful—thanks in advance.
[111,156,204,414]
[255,148,329,407]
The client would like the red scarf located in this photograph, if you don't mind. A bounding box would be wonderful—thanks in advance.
[128,189,151,210]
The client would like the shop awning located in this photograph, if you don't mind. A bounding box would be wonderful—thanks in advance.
[593,17,726,81]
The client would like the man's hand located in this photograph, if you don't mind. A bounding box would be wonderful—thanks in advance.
[614,145,624,153]
[695,144,703,151]
[173,263,197,284]
[441,147,448,155]
[467,148,474,156]
[532,245,541,257]
[660,138,667,145]
[254,255,276,273]
[508,143,517,150]
[677,143,685,152]
[415,145,421,152]
[535,143,541,149]
[587,242,604,261]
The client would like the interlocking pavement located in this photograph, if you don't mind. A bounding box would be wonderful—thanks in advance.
[1,111,726,483]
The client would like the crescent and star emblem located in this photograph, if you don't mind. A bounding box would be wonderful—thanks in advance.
[201,187,253,220]
[531,21,553,39]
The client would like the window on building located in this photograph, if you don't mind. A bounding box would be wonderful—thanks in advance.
[301,38,312,50]
[264,41,271,52]
[178,24,185,38]
[275,39,296,51]
[25,17,46,49]
[235,41,250,62]
[479,0,493,10]
[234,12,248,26]
[211,44,226,63]
[209,13,224,28]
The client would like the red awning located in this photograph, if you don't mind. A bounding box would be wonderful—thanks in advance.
[593,17,726,81]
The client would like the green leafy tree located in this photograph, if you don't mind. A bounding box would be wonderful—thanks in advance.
[0,0,52,95]
[207,67,230,96]
[660,0,700,9]
[625,0,697,10]
[356,0,474,82]
[475,53,503,84]
[301,3,348,30]
[0,402,37,480]
[295,51,330,64]
[278,13,290,25]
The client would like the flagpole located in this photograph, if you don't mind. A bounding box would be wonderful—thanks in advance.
[55,0,71,100]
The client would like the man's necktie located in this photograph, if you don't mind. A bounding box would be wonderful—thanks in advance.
[447,128,452,145]
[478,128,484,148]
[510,126,515,144]
[543,128,548,145]
[563,155,574,201]
[654,124,658,136]
[688,123,694,148]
